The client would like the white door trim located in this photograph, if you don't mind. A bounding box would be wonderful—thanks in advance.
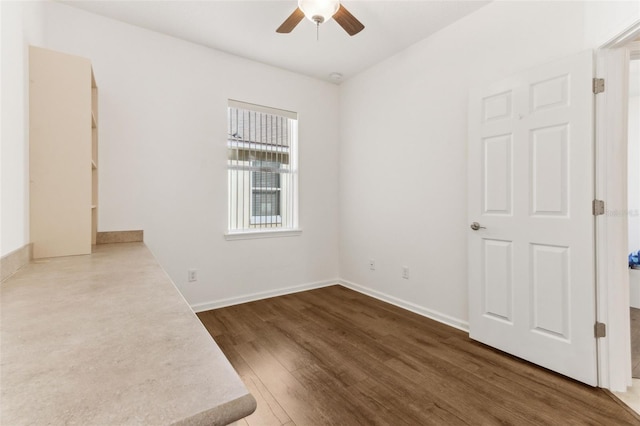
[595,22,640,392]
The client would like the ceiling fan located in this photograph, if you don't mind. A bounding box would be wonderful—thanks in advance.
[276,0,365,36]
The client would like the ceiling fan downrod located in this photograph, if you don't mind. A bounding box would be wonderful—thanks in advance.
[311,14,325,41]
[315,18,320,41]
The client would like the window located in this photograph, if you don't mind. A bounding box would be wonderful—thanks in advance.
[227,100,298,235]
[251,160,281,224]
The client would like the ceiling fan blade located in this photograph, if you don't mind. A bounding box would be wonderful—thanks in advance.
[276,8,305,33]
[333,4,364,36]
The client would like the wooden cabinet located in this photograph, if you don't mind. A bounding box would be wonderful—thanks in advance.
[29,46,98,259]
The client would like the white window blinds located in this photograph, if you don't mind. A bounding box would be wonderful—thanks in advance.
[227,100,298,233]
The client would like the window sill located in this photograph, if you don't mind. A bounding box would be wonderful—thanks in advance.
[224,228,302,241]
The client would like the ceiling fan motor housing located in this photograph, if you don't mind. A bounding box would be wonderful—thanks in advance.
[276,0,364,36]
[298,0,339,24]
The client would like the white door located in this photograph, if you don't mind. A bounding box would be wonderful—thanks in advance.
[468,51,597,386]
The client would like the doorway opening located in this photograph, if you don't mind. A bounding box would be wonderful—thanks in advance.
[597,27,640,412]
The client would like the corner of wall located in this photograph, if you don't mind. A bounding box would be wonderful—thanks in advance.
[0,242,32,282]
[1,0,31,257]
[338,279,469,333]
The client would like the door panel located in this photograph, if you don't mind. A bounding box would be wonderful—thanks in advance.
[530,243,570,339]
[483,91,513,122]
[483,239,514,322]
[531,124,569,215]
[468,51,597,386]
[483,134,513,215]
[530,74,569,111]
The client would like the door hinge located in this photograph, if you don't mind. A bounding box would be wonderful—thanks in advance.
[593,78,605,94]
[593,199,605,216]
[594,322,606,338]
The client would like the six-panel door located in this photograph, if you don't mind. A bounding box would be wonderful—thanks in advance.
[468,51,598,386]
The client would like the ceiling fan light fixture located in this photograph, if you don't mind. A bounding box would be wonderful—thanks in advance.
[298,0,339,24]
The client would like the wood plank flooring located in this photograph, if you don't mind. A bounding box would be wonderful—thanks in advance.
[197,286,640,425]
[633,308,640,379]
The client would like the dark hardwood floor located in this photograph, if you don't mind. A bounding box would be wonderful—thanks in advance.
[197,286,640,425]
[633,308,640,379]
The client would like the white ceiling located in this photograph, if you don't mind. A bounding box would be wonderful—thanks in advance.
[61,0,491,83]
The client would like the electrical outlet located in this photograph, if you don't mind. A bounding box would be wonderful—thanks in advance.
[402,266,410,280]
[369,259,375,271]
[188,269,197,282]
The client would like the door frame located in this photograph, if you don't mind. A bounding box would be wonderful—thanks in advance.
[595,21,640,392]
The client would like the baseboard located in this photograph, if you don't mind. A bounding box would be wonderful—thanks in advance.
[191,279,339,313]
[191,276,469,333]
[1,243,33,282]
[96,230,144,244]
[338,279,469,333]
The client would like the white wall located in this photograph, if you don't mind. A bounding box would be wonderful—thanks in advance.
[6,0,639,319]
[339,1,640,327]
[27,1,340,306]
[0,1,43,257]
[584,1,640,48]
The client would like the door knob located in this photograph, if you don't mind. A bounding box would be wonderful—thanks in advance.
[470,222,486,231]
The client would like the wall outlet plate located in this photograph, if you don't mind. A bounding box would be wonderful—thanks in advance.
[402,266,409,279]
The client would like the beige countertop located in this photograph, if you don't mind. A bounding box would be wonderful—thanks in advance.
[1,242,256,425]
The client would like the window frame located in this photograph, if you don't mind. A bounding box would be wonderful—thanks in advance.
[225,100,300,240]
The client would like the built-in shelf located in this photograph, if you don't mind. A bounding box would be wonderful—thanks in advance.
[29,46,99,258]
